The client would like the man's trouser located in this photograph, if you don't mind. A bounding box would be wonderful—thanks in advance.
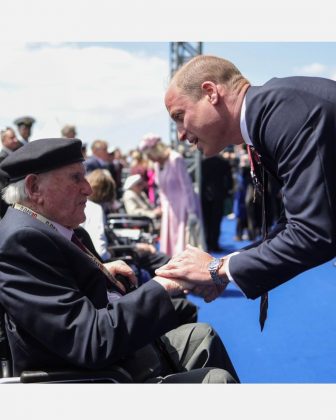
[119,322,239,384]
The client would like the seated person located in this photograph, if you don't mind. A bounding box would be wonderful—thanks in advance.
[81,198,112,262]
[0,138,239,383]
[82,169,198,325]
[122,174,161,231]
[85,169,166,277]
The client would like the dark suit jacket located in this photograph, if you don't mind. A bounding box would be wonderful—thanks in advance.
[0,207,178,375]
[84,155,117,180]
[201,155,233,201]
[230,77,336,299]
[0,149,9,163]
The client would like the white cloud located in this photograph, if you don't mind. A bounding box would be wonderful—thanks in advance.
[0,43,170,152]
[293,62,336,81]
[294,62,327,75]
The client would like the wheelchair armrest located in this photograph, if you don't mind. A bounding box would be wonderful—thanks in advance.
[108,245,140,264]
[106,213,152,222]
[106,213,155,233]
[109,244,136,253]
[20,366,134,383]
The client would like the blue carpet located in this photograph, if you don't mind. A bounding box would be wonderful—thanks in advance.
[188,216,336,383]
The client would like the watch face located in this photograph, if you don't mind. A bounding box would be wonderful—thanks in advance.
[208,259,219,270]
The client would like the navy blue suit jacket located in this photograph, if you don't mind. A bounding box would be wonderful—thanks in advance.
[230,77,336,299]
[0,207,178,375]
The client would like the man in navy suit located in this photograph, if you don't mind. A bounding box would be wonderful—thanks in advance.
[0,138,238,383]
[84,139,117,181]
[157,54,336,308]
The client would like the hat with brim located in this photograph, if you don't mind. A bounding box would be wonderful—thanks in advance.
[14,116,36,128]
[123,174,143,190]
[0,138,84,182]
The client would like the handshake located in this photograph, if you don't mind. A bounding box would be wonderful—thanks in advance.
[153,245,229,303]
[105,245,230,303]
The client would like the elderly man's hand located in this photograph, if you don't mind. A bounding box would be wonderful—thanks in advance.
[104,260,138,288]
[152,275,194,297]
[191,283,228,302]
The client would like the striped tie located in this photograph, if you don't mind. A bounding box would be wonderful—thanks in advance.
[71,233,128,295]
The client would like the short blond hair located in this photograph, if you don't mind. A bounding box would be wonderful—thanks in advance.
[86,169,116,204]
[171,55,249,100]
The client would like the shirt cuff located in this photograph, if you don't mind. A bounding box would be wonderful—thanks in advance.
[224,252,246,296]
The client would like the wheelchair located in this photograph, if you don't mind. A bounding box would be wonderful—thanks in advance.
[0,304,133,384]
[105,213,158,245]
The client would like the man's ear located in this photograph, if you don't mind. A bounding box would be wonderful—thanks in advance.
[201,81,219,104]
[25,174,41,200]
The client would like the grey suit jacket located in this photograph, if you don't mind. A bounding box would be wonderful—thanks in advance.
[230,76,336,299]
[0,207,178,375]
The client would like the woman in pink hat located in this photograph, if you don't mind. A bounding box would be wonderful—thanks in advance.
[139,133,204,257]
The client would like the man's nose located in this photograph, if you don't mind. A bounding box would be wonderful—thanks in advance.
[83,179,93,196]
[178,128,187,142]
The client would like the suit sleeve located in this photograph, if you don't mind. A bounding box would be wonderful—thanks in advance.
[0,227,178,369]
[230,91,336,298]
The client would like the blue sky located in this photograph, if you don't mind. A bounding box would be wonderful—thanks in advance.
[1,41,336,154]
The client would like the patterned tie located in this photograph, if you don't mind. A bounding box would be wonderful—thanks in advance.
[71,233,128,295]
[246,145,269,331]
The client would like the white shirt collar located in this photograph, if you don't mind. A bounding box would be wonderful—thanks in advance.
[240,95,253,146]
[52,221,74,241]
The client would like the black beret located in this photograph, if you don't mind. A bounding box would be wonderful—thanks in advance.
[13,116,36,128]
[0,138,85,182]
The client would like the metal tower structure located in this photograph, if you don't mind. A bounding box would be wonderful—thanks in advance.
[169,42,203,193]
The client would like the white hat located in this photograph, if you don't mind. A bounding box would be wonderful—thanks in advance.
[123,174,143,190]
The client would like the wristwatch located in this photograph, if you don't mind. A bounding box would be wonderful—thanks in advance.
[207,257,227,286]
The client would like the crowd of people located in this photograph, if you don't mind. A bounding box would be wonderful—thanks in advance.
[1,53,335,383]
[0,117,280,256]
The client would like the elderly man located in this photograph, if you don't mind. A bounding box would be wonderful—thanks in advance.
[0,138,238,383]
[156,54,336,331]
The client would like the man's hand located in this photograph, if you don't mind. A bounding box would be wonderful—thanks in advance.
[155,244,214,284]
[104,260,138,288]
[155,245,229,302]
